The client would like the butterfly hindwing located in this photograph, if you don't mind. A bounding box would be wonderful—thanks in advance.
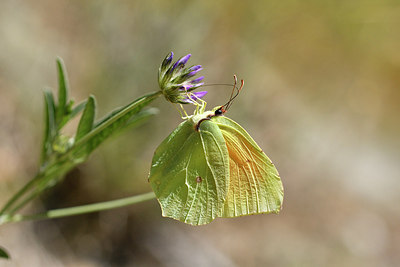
[149,119,229,225]
[212,116,284,217]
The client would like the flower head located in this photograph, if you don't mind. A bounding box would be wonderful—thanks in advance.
[158,52,206,104]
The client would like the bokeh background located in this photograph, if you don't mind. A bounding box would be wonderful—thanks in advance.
[1,0,399,266]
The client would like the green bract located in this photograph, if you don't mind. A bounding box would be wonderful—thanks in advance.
[149,108,284,225]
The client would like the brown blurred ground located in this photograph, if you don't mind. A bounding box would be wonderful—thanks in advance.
[0,0,399,266]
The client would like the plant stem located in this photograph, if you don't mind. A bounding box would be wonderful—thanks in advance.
[7,188,44,216]
[1,192,156,224]
[0,162,73,216]
[0,173,43,215]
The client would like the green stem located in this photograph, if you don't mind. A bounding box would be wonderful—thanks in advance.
[7,188,44,216]
[1,192,156,224]
[0,173,43,215]
[1,162,73,216]
[8,163,77,215]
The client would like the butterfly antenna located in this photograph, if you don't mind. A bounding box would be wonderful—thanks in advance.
[228,75,238,103]
[222,75,244,112]
[200,83,236,88]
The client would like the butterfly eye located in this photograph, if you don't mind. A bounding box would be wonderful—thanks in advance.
[215,108,223,116]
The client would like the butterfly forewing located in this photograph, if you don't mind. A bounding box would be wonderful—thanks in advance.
[212,116,284,217]
[149,119,229,225]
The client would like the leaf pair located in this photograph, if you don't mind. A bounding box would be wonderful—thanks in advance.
[149,109,284,225]
[41,59,88,162]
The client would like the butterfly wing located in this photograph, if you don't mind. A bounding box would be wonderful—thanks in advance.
[212,116,284,217]
[149,119,229,225]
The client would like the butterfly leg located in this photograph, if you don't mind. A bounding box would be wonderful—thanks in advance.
[195,97,207,114]
[173,104,189,119]
[182,90,204,115]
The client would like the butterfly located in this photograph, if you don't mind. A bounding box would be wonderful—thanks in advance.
[149,77,283,225]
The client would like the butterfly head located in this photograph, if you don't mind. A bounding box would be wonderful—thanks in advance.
[214,107,224,116]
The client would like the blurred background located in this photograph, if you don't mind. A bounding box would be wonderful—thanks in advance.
[1,0,399,266]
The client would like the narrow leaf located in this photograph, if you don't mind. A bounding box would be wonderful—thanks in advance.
[0,246,10,259]
[126,107,158,128]
[41,90,57,163]
[70,92,160,158]
[75,95,96,141]
[55,57,69,127]
[93,100,131,128]
[100,108,159,141]
[58,99,88,129]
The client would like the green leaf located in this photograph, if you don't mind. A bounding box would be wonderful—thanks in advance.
[41,90,57,163]
[125,107,158,128]
[93,100,133,128]
[58,99,88,129]
[55,57,69,127]
[94,108,158,143]
[70,92,160,160]
[75,95,96,141]
[0,246,10,259]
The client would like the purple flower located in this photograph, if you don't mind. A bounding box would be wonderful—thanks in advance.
[171,54,191,71]
[191,76,204,84]
[189,65,202,72]
[186,66,203,78]
[161,52,174,70]
[158,52,206,104]
[179,84,194,91]
[182,91,208,103]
